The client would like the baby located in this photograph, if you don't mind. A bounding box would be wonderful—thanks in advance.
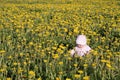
[70,35,91,57]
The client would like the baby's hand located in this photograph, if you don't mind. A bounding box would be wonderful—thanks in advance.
[84,51,90,56]
[70,49,75,57]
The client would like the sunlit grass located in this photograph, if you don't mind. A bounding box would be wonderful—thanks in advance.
[0,0,120,80]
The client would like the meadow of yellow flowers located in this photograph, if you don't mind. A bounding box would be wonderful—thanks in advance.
[0,0,120,80]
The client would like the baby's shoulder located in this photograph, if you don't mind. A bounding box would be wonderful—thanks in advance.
[74,46,79,50]
[84,45,91,51]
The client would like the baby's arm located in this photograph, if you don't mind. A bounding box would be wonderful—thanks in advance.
[70,49,75,57]
[86,50,91,54]
[85,45,92,55]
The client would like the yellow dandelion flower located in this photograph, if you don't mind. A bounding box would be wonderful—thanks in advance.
[106,60,111,64]
[6,78,12,80]
[67,57,72,60]
[92,63,96,67]
[26,58,29,60]
[0,50,6,53]
[49,63,52,66]
[101,59,107,63]
[23,62,27,65]
[13,62,17,66]
[20,53,23,57]
[79,56,83,59]
[73,27,79,34]
[92,51,98,56]
[59,45,66,49]
[37,77,42,80]
[8,56,12,59]
[59,61,63,65]
[66,78,71,80]
[74,74,80,78]
[64,28,68,32]
[29,42,34,45]
[0,69,5,72]
[83,64,88,67]
[78,70,84,74]
[74,64,78,67]
[106,63,112,68]
[52,47,57,50]
[43,60,48,63]
[15,29,19,33]
[28,71,35,78]
[106,55,110,58]
[56,77,61,80]
[83,76,90,80]
[57,48,63,54]
[18,68,23,74]
[69,32,72,35]
[53,54,59,59]
[59,71,63,75]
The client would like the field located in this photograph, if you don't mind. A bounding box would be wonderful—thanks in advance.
[0,0,120,80]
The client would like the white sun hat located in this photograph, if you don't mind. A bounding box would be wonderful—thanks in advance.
[76,35,87,45]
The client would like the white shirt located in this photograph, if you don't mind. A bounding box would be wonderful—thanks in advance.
[70,45,91,57]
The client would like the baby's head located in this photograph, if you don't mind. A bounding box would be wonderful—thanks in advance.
[76,35,87,48]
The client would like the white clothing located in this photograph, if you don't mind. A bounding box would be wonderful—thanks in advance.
[71,45,91,57]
